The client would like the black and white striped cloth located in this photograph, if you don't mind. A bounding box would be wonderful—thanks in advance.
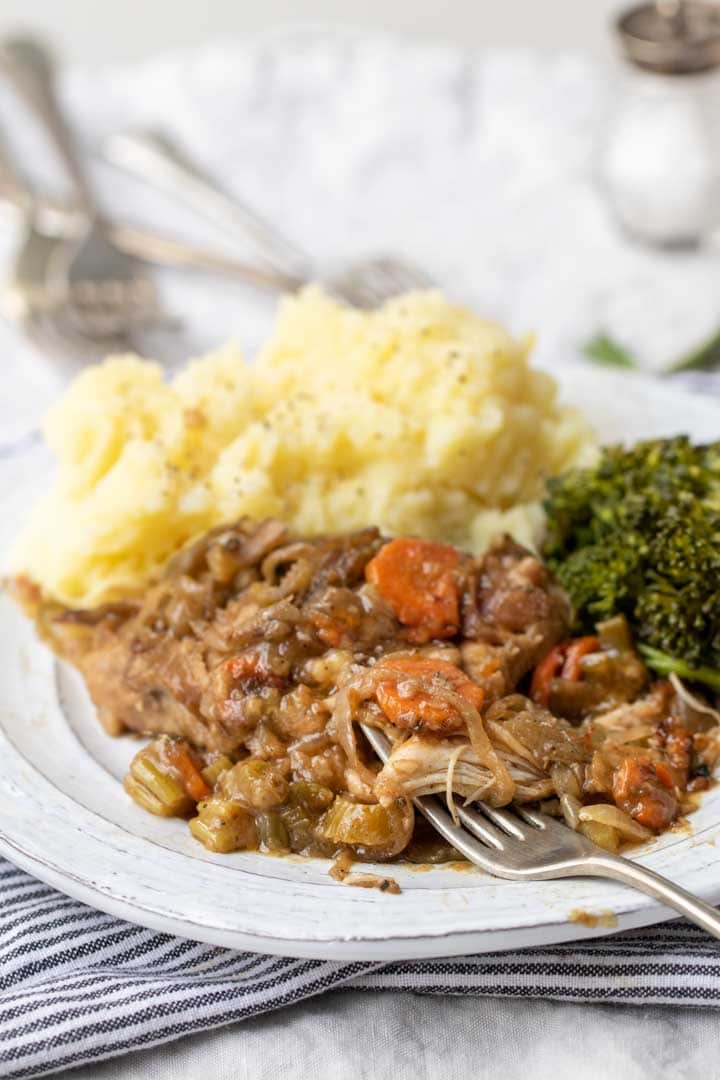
[2,859,720,1079]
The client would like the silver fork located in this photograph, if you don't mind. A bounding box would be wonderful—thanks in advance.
[0,127,131,360]
[5,208,130,360]
[361,724,720,940]
[0,36,168,339]
[103,129,433,307]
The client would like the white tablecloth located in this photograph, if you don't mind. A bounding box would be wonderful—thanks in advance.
[62,991,717,1080]
[1,26,718,1080]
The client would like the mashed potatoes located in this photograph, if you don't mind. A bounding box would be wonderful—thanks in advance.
[14,288,595,606]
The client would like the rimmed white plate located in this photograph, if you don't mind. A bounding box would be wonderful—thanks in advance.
[1,364,719,960]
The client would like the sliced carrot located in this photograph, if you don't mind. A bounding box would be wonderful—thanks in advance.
[653,762,676,790]
[308,607,361,648]
[165,742,211,802]
[374,655,484,734]
[530,635,602,705]
[660,719,692,783]
[310,613,345,648]
[561,636,601,681]
[530,644,567,706]
[227,653,265,680]
[227,652,286,688]
[365,538,460,643]
[612,757,678,832]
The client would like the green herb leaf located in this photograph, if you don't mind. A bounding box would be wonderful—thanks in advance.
[666,328,720,374]
[583,334,638,369]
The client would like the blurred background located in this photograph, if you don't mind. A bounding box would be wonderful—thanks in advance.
[2,0,720,448]
[0,1,621,62]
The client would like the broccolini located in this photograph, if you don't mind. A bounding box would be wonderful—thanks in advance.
[543,436,720,690]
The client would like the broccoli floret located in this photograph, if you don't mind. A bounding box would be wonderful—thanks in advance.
[543,437,720,690]
[550,537,645,624]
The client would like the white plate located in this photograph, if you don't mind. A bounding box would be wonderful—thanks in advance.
[1,364,719,961]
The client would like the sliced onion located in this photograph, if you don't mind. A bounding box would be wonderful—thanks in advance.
[604,724,655,746]
[670,673,720,730]
[484,717,536,766]
[559,793,583,830]
[444,742,468,824]
[464,709,515,805]
[328,685,359,766]
[578,803,652,842]
[261,543,316,582]
[550,763,582,801]
[579,820,620,852]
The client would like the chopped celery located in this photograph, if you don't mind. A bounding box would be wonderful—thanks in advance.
[255,811,290,853]
[126,754,193,817]
[189,797,258,853]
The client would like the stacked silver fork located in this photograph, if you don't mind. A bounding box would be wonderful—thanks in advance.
[102,129,434,310]
[0,37,167,356]
[0,35,432,361]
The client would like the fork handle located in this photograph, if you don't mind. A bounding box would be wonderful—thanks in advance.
[110,224,305,292]
[0,125,31,208]
[0,36,97,214]
[103,130,311,278]
[578,853,720,940]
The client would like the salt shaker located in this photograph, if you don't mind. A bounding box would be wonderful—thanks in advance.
[601,1,720,247]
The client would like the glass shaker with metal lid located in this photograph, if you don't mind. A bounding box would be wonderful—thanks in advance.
[601,1,720,246]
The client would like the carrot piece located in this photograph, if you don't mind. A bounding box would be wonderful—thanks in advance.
[310,613,345,648]
[660,719,692,783]
[530,635,602,705]
[561,636,601,681]
[308,607,361,648]
[227,652,286,689]
[653,762,676,790]
[365,538,460,642]
[227,653,264,680]
[612,757,678,832]
[530,644,567,706]
[375,655,484,734]
[166,742,211,802]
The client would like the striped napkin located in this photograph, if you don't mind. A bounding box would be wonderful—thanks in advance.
[2,858,719,1080]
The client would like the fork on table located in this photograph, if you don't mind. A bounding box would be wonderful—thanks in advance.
[361,724,720,940]
[103,129,434,307]
[0,38,432,385]
[0,36,171,344]
[0,127,132,359]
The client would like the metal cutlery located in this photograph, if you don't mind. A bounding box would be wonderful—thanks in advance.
[0,34,431,372]
[0,155,303,299]
[103,129,434,306]
[0,36,169,340]
[0,127,132,359]
[109,223,305,293]
[325,256,434,310]
[2,109,432,313]
[104,129,310,280]
[3,131,431,308]
[361,723,720,940]
[6,210,130,359]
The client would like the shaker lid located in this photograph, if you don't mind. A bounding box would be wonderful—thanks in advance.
[616,1,720,73]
